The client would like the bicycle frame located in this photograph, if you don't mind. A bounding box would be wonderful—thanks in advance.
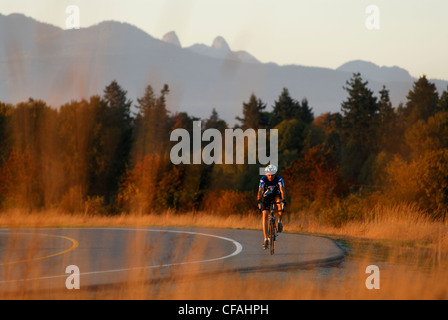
[266,201,283,255]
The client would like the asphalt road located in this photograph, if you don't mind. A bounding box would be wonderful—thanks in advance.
[0,227,345,294]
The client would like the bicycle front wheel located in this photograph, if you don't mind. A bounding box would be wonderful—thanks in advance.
[269,218,275,255]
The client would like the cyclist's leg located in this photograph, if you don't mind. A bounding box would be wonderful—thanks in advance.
[274,196,282,214]
[262,209,269,244]
[274,195,284,232]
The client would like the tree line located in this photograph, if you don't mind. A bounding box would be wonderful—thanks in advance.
[0,74,447,220]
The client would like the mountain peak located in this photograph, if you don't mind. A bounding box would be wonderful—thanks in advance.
[212,36,230,52]
[337,60,413,83]
[162,31,181,47]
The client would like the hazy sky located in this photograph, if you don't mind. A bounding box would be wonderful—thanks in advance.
[1,0,447,80]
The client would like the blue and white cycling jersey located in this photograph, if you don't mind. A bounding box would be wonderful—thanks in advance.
[259,175,284,191]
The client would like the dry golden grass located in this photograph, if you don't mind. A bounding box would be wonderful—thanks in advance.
[1,203,447,300]
[0,208,260,230]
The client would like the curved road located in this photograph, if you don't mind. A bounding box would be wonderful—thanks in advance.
[0,227,345,293]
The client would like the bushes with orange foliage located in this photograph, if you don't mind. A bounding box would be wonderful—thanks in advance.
[200,189,257,216]
[386,150,448,220]
[118,154,165,214]
[282,144,347,211]
[0,149,42,209]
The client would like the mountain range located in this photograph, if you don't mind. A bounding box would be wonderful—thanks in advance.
[1,13,447,125]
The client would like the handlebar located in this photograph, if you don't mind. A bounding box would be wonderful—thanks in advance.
[258,200,286,212]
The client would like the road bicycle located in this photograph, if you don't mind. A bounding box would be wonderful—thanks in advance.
[266,200,284,255]
[259,186,285,255]
[260,185,285,255]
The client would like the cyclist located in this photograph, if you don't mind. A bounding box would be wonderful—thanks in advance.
[257,165,286,250]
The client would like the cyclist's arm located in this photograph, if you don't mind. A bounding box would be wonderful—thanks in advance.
[279,185,286,202]
[258,179,265,202]
[257,187,264,202]
[278,179,286,202]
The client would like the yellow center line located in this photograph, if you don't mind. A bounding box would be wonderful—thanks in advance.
[0,233,79,267]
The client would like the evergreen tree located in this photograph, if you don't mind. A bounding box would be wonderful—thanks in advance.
[272,88,314,127]
[340,73,379,149]
[272,88,300,126]
[135,84,171,159]
[438,86,448,113]
[298,98,314,124]
[136,85,156,117]
[103,80,132,123]
[378,86,394,121]
[152,84,170,148]
[276,119,308,169]
[236,93,267,129]
[377,85,399,154]
[205,108,227,131]
[339,73,379,184]
[310,112,343,164]
[404,75,439,125]
[89,81,134,205]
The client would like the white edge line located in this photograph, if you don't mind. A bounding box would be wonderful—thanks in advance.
[0,227,243,284]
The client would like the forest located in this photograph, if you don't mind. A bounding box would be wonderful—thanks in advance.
[1,73,447,224]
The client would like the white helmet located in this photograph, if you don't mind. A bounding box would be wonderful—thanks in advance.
[265,165,277,175]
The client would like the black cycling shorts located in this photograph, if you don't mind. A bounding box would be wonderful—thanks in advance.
[261,195,281,211]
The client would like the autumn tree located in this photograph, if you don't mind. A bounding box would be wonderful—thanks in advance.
[57,97,100,211]
[386,149,448,220]
[0,149,41,209]
[283,144,345,209]
[405,111,448,160]
[118,154,164,213]
[0,102,12,166]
